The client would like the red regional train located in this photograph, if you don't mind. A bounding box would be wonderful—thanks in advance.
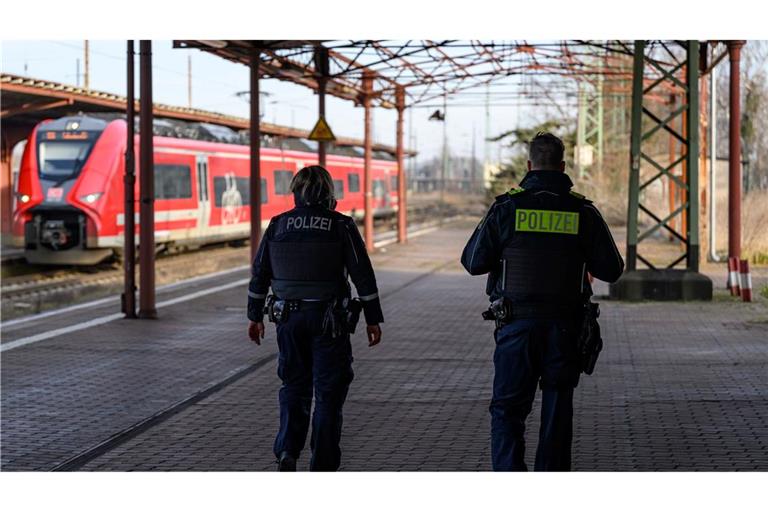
[11,115,400,265]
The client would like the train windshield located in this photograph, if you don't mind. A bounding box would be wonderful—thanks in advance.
[37,139,95,182]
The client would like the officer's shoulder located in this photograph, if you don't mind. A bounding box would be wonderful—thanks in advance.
[495,187,527,203]
[569,190,593,204]
[330,210,355,225]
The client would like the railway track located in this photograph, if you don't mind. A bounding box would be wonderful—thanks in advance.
[1,205,468,321]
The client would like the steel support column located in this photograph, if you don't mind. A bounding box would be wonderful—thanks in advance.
[138,40,156,319]
[395,85,407,243]
[362,71,374,253]
[249,47,262,262]
[727,41,744,262]
[625,40,644,272]
[686,43,700,271]
[612,40,711,300]
[315,46,329,167]
[123,40,137,318]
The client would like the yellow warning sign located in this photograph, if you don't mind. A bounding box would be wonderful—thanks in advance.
[308,116,336,142]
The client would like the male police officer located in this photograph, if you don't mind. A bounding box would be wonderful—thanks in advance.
[461,132,623,471]
[247,165,383,472]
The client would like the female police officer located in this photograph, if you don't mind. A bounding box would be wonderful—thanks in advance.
[247,165,383,471]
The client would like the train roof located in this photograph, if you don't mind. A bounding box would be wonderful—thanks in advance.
[47,114,396,161]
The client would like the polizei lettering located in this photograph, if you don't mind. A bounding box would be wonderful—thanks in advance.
[286,216,333,231]
[515,209,579,235]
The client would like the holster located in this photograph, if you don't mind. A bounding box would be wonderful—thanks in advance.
[322,297,362,338]
[577,301,603,375]
[482,298,512,329]
[264,295,288,324]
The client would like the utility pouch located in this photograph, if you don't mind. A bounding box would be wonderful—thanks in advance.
[577,301,603,375]
[265,295,288,324]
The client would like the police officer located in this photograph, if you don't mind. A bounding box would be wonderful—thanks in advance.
[247,165,383,472]
[461,132,624,471]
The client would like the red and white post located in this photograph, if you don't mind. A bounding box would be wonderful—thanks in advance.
[739,259,752,302]
[727,257,740,296]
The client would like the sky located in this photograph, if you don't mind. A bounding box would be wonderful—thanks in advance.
[0,40,570,165]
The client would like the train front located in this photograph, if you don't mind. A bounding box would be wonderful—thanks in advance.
[12,116,120,265]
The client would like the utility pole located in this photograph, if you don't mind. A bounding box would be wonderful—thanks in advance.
[75,58,80,87]
[84,40,90,90]
[471,123,477,193]
[187,54,192,108]
[484,83,491,187]
[441,93,448,202]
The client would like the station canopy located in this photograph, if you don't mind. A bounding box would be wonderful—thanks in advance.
[174,40,726,109]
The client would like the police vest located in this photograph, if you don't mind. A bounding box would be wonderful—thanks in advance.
[501,188,588,306]
[268,209,347,301]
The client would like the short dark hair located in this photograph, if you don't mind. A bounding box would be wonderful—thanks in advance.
[290,165,335,205]
[528,132,565,169]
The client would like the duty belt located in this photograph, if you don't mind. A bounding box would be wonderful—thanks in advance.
[483,298,581,327]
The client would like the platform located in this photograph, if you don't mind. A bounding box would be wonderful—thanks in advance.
[1,221,767,471]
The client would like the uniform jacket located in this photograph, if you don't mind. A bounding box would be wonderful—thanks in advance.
[461,170,624,303]
[247,202,384,325]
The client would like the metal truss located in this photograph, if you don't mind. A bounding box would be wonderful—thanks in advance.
[626,40,700,272]
[575,70,604,179]
[175,40,643,110]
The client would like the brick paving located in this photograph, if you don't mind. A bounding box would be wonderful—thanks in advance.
[2,221,767,471]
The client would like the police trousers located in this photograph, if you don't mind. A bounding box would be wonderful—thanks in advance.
[490,317,581,471]
[273,304,354,471]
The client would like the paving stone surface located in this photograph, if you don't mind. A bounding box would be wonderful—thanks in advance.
[2,221,767,471]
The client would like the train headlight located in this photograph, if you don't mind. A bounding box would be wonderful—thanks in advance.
[81,192,103,204]
[20,194,30,203]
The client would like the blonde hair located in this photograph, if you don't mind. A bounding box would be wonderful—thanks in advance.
[290,165,335,205]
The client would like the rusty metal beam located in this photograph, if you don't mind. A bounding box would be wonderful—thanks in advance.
[396,85,407,244]
[250,47,262,263]
[0,98,73,117]
[123,40,137,319]
[138,40,157,319]
[362,71,374,253]
[727,40,745,261]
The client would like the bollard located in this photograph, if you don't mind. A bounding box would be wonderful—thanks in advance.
[728,257,740,296]
[739,259,752,303]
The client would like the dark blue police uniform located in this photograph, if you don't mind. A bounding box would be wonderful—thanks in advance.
[247,198,383,471]
[461,170,624,471]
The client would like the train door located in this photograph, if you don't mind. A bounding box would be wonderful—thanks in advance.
[196,154,210,238]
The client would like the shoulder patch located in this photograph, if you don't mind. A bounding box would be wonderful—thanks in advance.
[508,187,526,196]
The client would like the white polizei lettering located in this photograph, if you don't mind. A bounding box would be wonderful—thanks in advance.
[286,217,295,230]
[288,216,332,231]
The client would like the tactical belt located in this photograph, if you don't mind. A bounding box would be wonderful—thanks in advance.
[510,302,581,319]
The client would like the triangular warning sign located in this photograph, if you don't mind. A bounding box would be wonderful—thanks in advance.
[308,116,336,142]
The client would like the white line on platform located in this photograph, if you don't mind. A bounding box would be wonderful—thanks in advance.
[0,278,249,353]
[1,216,458,351]
[1,264,250,328]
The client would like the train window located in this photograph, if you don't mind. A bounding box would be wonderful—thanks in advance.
[37,140,94,181]
[155,164,192,199]
[213,175,251,207]
[373,179,387,199]
[348,173,360,193]
[333,179,344,200]
[390,176,398,191]
[261,178,268,204]
[274,170,293,195]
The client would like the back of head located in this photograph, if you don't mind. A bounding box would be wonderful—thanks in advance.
[528,132,565,170]
[290,165,336,209]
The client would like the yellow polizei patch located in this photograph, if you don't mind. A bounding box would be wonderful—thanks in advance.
[515,209,579,235]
